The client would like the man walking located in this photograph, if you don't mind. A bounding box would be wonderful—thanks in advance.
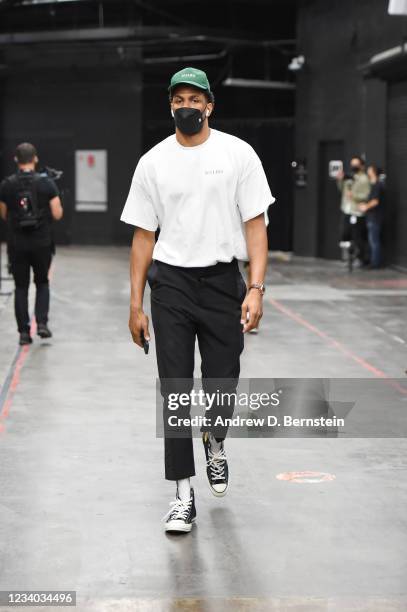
[121,67,274,533]
[0,143,63,345]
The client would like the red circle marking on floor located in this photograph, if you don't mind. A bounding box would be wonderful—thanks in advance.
[276,471,336,483]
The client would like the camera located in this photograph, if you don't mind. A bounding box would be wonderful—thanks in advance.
[38,166,64,181]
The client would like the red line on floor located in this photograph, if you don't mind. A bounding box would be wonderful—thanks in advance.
[0,263,54,433]
[0,345,31,431]
[267,295,407,395]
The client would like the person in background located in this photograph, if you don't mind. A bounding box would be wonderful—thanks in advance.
[0,143,63,345]
[336,156,371,266]
[358,164,384,269]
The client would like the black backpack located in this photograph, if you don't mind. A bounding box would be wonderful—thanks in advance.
[8,172,43,231]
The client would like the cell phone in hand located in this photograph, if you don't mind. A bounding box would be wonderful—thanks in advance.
[140,330,149,355]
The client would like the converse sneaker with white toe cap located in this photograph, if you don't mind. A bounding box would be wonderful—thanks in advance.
[202,432,229,496]
[164,487,196,533]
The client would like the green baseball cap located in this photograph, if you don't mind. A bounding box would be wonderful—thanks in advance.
[169,67,211,94]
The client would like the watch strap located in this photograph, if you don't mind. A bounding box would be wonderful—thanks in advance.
[248,283,265,295]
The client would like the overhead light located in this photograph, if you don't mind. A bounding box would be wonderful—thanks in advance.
[288,55,305,72]
[19,0,81,5]
[370,44,404,64]
[388,0,407,14]
[222,77,295,90]
[144,50,227,65]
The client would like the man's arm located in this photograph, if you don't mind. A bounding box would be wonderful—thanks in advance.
[367,197,379,210]
[128,227,155,348]
[49,196,63,220]
[359,198,379,213]
[358,182,380,213]
[0,201,7,221]
[242,213,268,333]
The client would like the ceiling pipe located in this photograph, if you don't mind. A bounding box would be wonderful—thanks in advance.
[222,77,295,90]
[144,49,228,65]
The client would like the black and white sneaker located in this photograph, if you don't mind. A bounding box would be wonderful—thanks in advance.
[163,487,196,533]
[37,324,52,339]
[19,332,32,346]
[202,432,229,497]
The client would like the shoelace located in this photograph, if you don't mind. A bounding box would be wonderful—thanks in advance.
[207,446,227,482]
[163,497,192,522]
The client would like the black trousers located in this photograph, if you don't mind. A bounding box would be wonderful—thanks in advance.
[340,213,368,263]
[11,245,52,333]
[148,258,246,481]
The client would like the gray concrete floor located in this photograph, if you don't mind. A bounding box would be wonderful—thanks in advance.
[0,246,407,612]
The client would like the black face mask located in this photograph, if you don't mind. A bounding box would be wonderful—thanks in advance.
[351,165,361,175]
[173,107,207,135]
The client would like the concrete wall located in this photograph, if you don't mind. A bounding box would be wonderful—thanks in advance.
[0,0,296,247]
[0,46,142,245]
[294,0,405,258]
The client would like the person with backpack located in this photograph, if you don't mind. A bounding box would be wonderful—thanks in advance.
[0,143,63,345]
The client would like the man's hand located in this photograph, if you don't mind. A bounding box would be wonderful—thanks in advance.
[129,307,151,348]
[128,227,155,348]
[358,202,368,213]
[240,289,263,333]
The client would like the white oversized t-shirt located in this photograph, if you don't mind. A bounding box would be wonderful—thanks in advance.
[120,128,275,267]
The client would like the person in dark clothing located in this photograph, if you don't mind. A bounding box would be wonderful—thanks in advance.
[358,164,384,269]
[336,156,371,266]
[0,143,63,345]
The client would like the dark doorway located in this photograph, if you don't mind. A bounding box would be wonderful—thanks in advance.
[317,140,344,259]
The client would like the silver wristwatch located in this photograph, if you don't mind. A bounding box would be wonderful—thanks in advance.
[248,283,266,296]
